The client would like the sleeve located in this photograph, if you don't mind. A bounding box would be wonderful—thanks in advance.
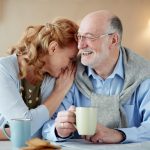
[0,64,49,136]
[118,79,150,143]
[42,85,75,141]
[0,114,7,129]
[40,75,56,102]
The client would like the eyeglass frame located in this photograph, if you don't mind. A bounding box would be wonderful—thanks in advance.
[75,32,115,42]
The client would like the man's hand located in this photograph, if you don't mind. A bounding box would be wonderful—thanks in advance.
[55,106,76,138]
[83,124,124,144]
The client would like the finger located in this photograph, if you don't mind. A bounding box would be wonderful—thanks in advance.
[55,122,65,129]
[57,111,66,116]
[90,134,101,143]
[55,116,75,125]
[55,113,76,126]
[68,105,76,112]
[59,66,70,78]
[55,122,76,134]
[60,68,69,79]
[55,127,75,138]
[98,139,103,143]
[58,128,75,136]
[64,67,69,76]
[57,110,75,118]
[85,135,91,141]
[72,65,77,77]
[58,68,66,77]
[65,62,76,78]
[63,122,76,130]
[69,62,77,76]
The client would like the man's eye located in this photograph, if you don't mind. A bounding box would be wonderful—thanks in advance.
[86,36,95,40]
[87,36,94,39]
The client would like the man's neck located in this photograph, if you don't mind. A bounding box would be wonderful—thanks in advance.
[94,49,119,79]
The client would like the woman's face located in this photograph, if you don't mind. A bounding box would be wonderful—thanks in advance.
[43,43,78,77]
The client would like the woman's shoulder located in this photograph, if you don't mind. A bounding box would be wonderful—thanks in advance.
[0,54,17,65]
[0,54,19,79]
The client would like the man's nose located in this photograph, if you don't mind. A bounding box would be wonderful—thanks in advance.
[78,39,87,49]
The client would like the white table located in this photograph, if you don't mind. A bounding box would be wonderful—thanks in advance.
[1,139,150,150]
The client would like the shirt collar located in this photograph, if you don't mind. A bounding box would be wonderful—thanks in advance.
[87,49,124,80]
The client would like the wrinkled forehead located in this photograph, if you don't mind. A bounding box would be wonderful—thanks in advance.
[78,14,109,35]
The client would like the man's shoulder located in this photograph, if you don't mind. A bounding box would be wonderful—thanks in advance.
[122,47,150,75]
[140,78,150,88]
[123,47,150,66]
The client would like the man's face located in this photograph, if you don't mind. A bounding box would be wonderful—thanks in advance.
[77,17,111,69]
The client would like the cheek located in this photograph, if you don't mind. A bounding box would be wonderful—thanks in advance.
[54,59,68,71]
[63,60,69,68]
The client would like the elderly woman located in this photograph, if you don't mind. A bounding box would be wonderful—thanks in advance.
[0,18,78,139]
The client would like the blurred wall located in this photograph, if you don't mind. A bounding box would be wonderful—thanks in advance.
[0,0,150,59]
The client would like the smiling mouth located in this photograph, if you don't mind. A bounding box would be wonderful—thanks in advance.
[82,51,93,56]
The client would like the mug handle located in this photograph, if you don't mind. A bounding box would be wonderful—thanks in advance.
[73,111,77,129]
[2,123,11,140]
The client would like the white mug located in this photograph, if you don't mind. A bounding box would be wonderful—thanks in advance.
[75,107,97,135]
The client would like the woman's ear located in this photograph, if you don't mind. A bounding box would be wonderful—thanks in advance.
[48,41,58,55]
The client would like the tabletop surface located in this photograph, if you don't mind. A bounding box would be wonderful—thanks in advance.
[1,139,150,150]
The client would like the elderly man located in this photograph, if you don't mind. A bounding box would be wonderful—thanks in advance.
[42,10,150,143]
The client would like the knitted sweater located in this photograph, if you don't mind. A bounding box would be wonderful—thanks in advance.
[75,47,150,128]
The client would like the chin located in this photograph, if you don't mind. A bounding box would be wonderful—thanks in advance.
[50,70,62,78]
[52,74,58,78]
[81,59,90,66]
[54,72,61,78]
[48,72,57,78]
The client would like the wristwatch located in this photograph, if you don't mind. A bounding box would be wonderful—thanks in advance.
[115,129,126,143]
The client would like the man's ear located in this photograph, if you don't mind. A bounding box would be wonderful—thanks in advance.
[48,41,58,55]
[109,33,119,49]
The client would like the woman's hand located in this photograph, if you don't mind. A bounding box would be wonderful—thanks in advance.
[43,62,77,116]
[54,62,76,94]
[0,128,10,140]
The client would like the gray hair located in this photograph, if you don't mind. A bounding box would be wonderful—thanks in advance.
[107,16,123,46]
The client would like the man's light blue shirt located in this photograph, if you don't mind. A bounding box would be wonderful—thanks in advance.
[42,50,150,143]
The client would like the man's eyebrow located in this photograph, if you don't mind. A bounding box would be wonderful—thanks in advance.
[78,32,94,35]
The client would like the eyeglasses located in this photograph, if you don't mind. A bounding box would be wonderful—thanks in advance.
[75,32,114,42]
